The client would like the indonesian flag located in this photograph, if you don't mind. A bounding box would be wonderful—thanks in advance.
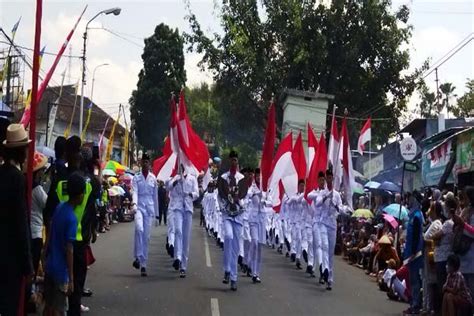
[357,117,371,155]
[153,99,178,181]
[340,117,355,209]
[327,107,340,171]
[260,102,276,192]
[267,132,298,210]
[305,132,327,200]
[307,123,318,177]
[292,132,307,181]
[176,90,210,175]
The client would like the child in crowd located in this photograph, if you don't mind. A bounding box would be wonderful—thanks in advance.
[442,254,472,316]
[43,174,85,316]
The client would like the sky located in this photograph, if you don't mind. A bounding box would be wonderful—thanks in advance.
[0,0,473,129]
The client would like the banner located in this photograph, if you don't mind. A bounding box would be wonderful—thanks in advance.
[363,153,384,179]
[105,109,121,161]
[21,6,87,126]
[80,101,93,141]
[46,68,66,147]
[63,80,80,138]
[455,128,474,175]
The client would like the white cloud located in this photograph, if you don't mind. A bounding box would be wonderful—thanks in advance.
[185,52,213,87]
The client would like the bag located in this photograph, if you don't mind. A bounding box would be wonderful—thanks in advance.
[453,227,473,255]
[85,245,96,266]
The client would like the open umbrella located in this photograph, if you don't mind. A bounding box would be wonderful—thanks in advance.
[108,177,118,185]
[352,209,374,219]
[111,185,126,195]
[383,203,408,220]
[364,181,380,190]
[378,181,401,193]
[104,160,126,175]
[353,182,365,195]
[382,213,399,229]
[102,169,116,177]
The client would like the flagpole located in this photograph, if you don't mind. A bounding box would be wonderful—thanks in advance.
[369,138,372,210]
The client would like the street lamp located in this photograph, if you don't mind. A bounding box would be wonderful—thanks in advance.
[79,7,121,136]
[90,63,109,101]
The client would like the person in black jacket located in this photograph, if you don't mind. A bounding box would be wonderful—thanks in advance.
[0,124,33,316]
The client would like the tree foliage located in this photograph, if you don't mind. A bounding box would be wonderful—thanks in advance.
[453,79,474,117]
[130,23,186,151]
[416,81,437,118]
[185,0,424,146]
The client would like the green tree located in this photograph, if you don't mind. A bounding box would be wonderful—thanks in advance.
[452,79,474,117]
[130,23,186,151]
[185,0,424,147]
[439,82,456,113]
[416,81,437,118]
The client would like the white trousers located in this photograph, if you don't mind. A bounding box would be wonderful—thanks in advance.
[320,224,337,283]
[174,210,193,271]
[312,222,323,271]
[249,221,264,277]
[167,210,175,246]
[223,219,242,282]
[134,211,152,268]
[291,223,302,259]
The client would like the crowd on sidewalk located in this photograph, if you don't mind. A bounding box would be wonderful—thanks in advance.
[0,122,136,316]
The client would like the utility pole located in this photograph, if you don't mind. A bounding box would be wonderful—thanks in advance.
[435,68,440,112]
[5,56,11,108]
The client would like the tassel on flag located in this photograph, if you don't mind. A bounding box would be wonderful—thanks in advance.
[357,117,371,155]
[260,101,276,192]
[307,123,318,177]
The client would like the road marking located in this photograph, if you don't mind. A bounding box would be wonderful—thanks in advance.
[204,233,212,267]
[210,298,220,316]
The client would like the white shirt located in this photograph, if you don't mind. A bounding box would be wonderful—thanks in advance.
[287,192,306,225]
[30,185,47,239]
[132,171,159,218]
[308,188,324,225]
[166,173,199,213]
[315,188,342,229]
[219,171,245,224]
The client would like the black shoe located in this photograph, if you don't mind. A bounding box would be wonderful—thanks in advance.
[166,242,170,253]
[242,264,248,274]
[326,281,332,291]
[230,280,237,291]
[179,270,186,278]
[238,255,243,266]
[252,276,261,284]
[285,252,290,258]
[169,245,175,258]
[173,259,180,271]
[216,238,221,246]
[246,268,252,278]
[223,271,230,284]
[275,236,279,245]
[141,267,147,277]
[323,268,329,284]
[82,288,93,297]
[290,253,296,262]
[306,265,313,274]
[302,250,308,263]
[132,259,140,270]
[296,260,302,270]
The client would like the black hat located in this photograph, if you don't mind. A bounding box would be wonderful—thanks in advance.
[67,172,86,198]
[142,153,151,161]
[66,136,82,155]
[326,168,333,177]
[254,168,261,174]
[240,167,248,173]
[229,150,238,159]
[318,171,325,178]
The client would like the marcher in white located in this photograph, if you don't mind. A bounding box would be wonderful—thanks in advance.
[218,151,246,291]
[288,180,306,269]
[307,171,326,283]
[314,169,342,290]
[247,168,268,283]
[132,153,159,277]
[166,164,199,278]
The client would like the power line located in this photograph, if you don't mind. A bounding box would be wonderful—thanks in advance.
[0,40,82,59]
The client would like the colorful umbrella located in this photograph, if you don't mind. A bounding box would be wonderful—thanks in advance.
[102,169,116,176]
[364,181,380,190]
[352,208,374,218]
[108,177,118,185]
[353,182,365,195]
[383,203,408,220]
[379,181,401,193]
[383,213,399,229]
[104,160,126,175]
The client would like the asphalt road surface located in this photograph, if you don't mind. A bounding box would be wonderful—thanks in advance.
[84,212,405,316]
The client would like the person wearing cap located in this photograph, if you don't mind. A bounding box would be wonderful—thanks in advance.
[166,163,199,278]
[29,152,49,277]
[308,171,326,282]
[0,124,34,316]
[132,153,159,277]
[218,150,246,291]
[314,169,342,290]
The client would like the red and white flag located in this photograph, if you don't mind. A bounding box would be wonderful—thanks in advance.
[260,102,276,192]
[267,132,297,210]
[307,123,318,177]
[327,108,340,171]
[340,117,355,209]
[153,98,178,180]
[357,117,371,155]
[176,90,210,175]
[306,132,327,200]
[292,132,307,181]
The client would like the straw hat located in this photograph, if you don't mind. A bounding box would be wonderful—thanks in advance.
[378,235,392,245]
[3,124,31,148]
[32,151,48,172]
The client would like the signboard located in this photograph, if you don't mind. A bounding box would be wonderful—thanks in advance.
[404,161,419,172]
[455,129,474,174]
[363,154,384,179]
[400,137,417,161]
[422,144,454,187]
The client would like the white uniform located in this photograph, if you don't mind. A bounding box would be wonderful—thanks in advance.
[308,189,323,273]
[287,193,305,260]
[301,200,314,267]
[132,172,159,269]
[314,188,342,284]
[166,173,199,272]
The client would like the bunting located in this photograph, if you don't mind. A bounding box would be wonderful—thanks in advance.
[105,106,121,162]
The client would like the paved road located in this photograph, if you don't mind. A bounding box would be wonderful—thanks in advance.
[85,212,405,316]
